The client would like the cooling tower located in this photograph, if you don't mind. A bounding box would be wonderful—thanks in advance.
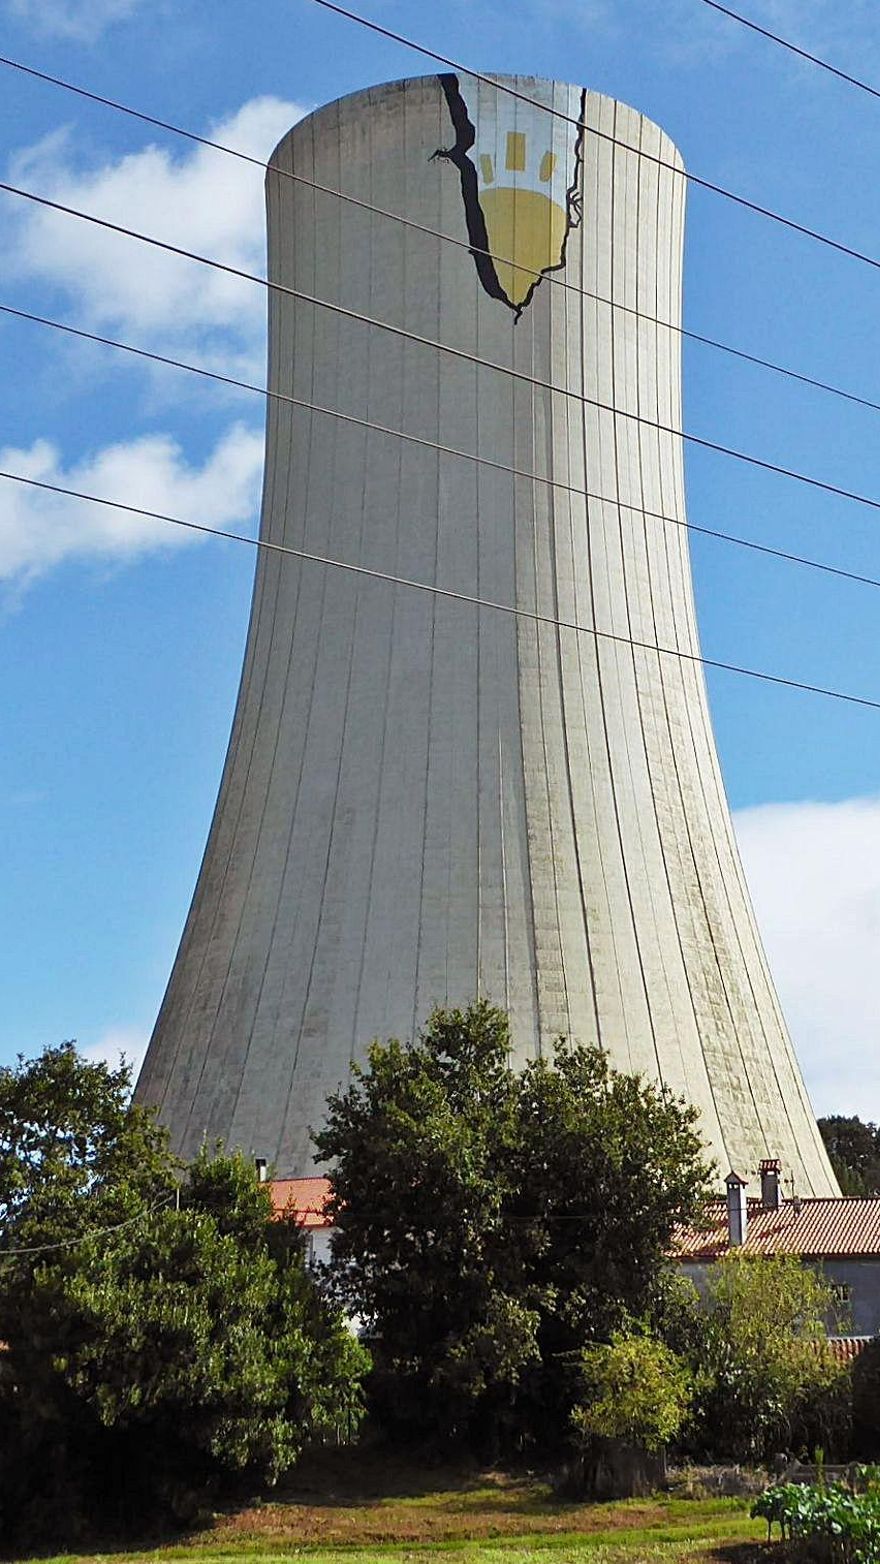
[135,74,837,1196]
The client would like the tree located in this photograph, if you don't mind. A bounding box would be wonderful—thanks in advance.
[818,1116,880,1196]
[574,1331,693,1453]
[570,1329,693,1496]
[692,1252,848,1462]
[0,1049,368,1547]
[0,1040,175,1242]
[313,1001,709,1454]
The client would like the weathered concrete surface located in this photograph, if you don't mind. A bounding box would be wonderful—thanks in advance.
[135,74,838,1196]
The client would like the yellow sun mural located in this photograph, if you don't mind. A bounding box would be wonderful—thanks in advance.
[434,74,586,317]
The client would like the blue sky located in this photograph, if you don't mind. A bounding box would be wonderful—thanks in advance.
[2,0,880,1118]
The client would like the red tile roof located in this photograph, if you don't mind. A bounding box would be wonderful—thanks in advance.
[826,1336,873,1365]
[269,1176,333,1230]
[673,1197,880,1261]
[269,1185,880,1255]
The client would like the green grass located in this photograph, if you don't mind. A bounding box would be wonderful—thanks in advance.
[29,1505,763,1564]
[40,1550,758,1564]
[20,1456,766,1564]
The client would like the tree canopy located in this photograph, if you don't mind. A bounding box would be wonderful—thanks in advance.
[313,1000,710,1454]
[692,1251,847,1461]
[818,1115,880,1196]
[0,1040,174,1241]
[0,1046,368,1548]
[574,1329,693,1452]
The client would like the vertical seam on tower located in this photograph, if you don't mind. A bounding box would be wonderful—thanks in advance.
[576,93,622,1050]
[532,245,569,1050]
[618,108,669,1083]
[191,109,332,1155]
[649,140,731,1162]
[654,142,764,1171]
[412,80,443,1043]
[345,84,398,1062]
[601,101,656,1072]
[226,123,351,1149]
[510,330,541,1046]
[635,121,722,1141]
[551,79,598,1043]
[629,112,695,1096]
[275,84,380,1162]
[173,126,307,1153]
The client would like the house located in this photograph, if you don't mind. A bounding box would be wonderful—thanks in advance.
[672,1161,880,1338]
[262,1160,880,1342]
[268,1174,334,1267]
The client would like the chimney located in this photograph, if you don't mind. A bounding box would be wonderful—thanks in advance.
[254,1157,268,1183]
[725,1170,748,1246]
[759,1158,781,1210]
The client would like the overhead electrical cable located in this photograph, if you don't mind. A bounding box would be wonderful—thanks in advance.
[2,462,880,713]
[6,21,880,291]
[5,161,880,432]
[695,0,880,103]
[5,297,880,598]
[303,0,880,278]
[3,53,880,422]
[0,1192,177,1259]
[6,176,880,524]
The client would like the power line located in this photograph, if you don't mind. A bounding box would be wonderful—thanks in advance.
[0,46,547,295]
[4,53,880,427]
[7,176,880,525]
[7,14,880,301]
[304,0,880,278]
[2,461,879,714]
[5,44,880,606]
[6,297,880,599]
[0,1192,176,1258]
[695,0,880,103]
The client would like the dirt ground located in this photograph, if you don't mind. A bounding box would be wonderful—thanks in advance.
[197,1447,763,1550]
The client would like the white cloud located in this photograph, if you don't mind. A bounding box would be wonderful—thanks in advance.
[6,96,306,378]
[734,796,880,1123]
[82,1025,148,1078]
[4,0,144,42]
[0,420,263,586]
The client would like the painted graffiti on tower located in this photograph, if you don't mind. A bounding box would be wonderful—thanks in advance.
[433,74,586,317]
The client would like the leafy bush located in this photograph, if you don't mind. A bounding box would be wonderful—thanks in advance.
[0,1048,369,1549]
[573,1330,692,1452]
[692,1252,848,1462]
[314,1001,709,1455]
[566,1329,693,1499]
[752,1477,880,1563]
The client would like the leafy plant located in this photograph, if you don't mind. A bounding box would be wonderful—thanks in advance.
[313,1000,710,1455]
[693,1252,848,1462]
[573,1329,693,1451]
[0,1049,368,1548]
[752,1480,880,1562]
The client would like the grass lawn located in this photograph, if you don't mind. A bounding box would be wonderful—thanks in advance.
[30,1451,768,1564]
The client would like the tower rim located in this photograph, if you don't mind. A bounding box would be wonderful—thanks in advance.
[266,71,684,177]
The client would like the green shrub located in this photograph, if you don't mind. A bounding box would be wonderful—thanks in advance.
[573,1330,692,1452]
[693,1253,848,1461]
[752,1477,880,1563]
[0,1045,369,1550]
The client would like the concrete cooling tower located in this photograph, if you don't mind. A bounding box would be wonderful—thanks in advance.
[135,73,838,1196]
